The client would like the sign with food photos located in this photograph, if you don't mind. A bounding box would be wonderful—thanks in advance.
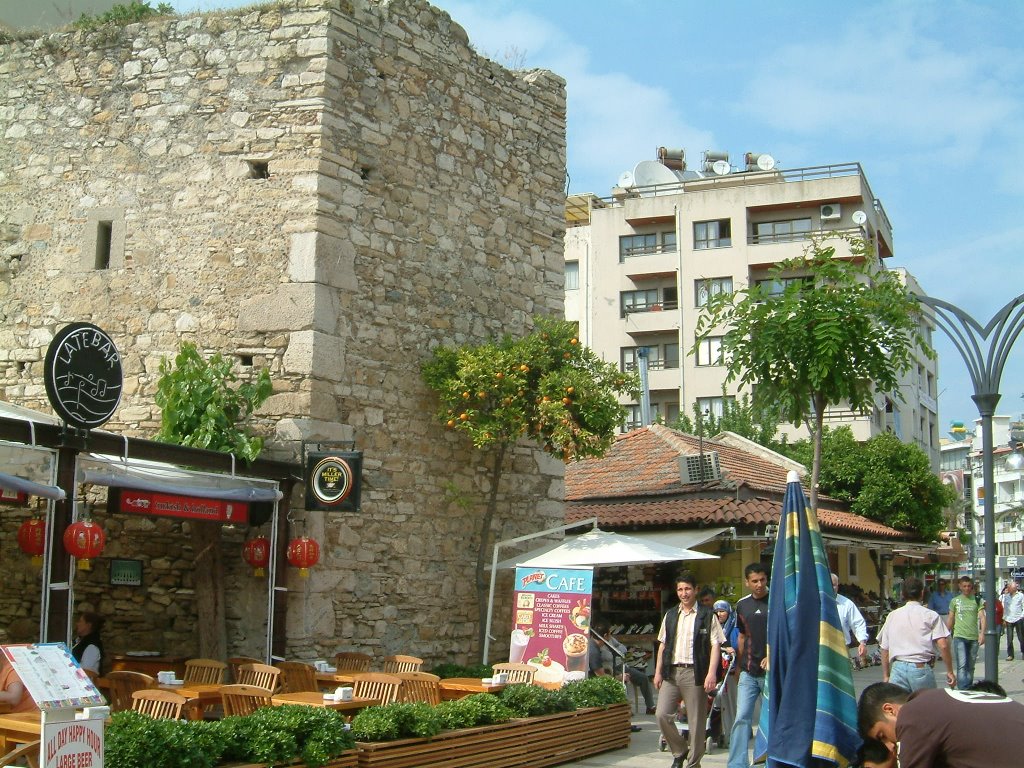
[510,566,593,688]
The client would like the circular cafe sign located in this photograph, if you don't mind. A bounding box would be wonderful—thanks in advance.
[309,455,355,507]
[44,322,123,429]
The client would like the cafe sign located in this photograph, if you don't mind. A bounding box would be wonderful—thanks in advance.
[111,487,249,524]
[43,322,123,430]
[305,451,362,511]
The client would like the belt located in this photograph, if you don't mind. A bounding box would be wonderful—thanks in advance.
[672,663,694,668]
[894,659,934,669]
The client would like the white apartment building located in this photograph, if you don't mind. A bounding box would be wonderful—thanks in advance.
[564,150,940,465]
[968,415,1024,580]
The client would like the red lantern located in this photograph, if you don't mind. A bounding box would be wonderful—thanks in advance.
[17,517,46,566]
[63,520,106,571]
[242,536,271,577]
[286,535,320,578]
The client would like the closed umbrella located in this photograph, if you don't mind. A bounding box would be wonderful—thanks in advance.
[755,471,860,767]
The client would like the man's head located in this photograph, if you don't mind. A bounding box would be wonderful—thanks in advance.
[857,682,911,749]
[857,737,896,768]
[957,576,974,595]
[936,578,948,593]
[698,586,716,608]
[592,619,610,637]
[901,576,924,602]
[744,563,768,599]
[675,572,698,608]
[1009,581,1019,595]
[830,573,840,592]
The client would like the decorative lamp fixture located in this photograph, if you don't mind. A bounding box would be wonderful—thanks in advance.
[63,519,106,571]
[287,535,320,578]
[242,536,271,577]
[17,517,46,566]
[1005,439,1024,471]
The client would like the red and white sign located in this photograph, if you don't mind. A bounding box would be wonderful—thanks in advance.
[0,486,28,505]
[117,489,248,523]
[44,717,104,768]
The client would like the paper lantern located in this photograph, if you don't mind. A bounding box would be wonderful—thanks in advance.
[286,535,320,578]
[242,536,271,577]
[17,517,46,566]
[63,519,106,571]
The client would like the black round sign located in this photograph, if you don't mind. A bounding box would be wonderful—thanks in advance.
[44,322,123,429]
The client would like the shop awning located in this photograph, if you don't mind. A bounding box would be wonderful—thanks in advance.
[0,470,66,500]
[622,527,731,551]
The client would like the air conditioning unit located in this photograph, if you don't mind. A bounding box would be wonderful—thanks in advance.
[820,203,841,221]
[678,451,722,485]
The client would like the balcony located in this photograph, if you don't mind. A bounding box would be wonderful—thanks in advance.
[622,247,678,280]
[623,303,679,335]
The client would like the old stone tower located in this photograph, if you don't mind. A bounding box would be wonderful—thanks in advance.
[0,0,566,663]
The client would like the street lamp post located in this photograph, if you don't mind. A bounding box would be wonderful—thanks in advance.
[917,293,1024,683]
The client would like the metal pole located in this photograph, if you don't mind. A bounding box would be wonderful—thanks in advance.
[637,347,651,426]
[975,398,1000,678]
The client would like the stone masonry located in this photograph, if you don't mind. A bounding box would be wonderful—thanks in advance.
[0,0,567,664]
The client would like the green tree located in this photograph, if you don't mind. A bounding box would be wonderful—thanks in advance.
[672,392,785,451]
[694,235,930,510]
[422,317,639,654]
[154,342,272,659]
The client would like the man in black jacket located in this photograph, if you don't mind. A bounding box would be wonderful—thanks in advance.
[654,572,725,768]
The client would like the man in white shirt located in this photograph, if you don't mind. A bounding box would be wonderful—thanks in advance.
[877,576,954,692]
[1001,580,1024,660]
[832,573,869,668]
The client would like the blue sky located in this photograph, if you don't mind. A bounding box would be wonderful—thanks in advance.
[171,0,1024,434]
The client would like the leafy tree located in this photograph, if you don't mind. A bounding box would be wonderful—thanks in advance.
[153,342,272,658]
[672,392,785,451]
[74,1,173,30]
[694,235,930,509]
[422,317,639,654]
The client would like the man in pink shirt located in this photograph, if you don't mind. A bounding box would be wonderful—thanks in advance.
[877,576,954,691]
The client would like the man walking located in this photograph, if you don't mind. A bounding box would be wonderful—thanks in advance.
[654,572,724,768]
[877,576,954,691]
[727,563,769,768]
[832,573,869,668]
[926,578,953,622]
[1001,580,1024,660]
[946,576,984,689]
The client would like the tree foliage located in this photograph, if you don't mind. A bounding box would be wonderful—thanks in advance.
[422,316,638,656]
[781,427,953,540]
[74,1,174,30]
[672,392,785,452]
[694,235,930,508]
[154,342,272,462]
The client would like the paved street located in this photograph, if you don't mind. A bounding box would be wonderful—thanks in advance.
[564,653,1024,767]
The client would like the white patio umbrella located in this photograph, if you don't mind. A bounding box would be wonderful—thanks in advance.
[496,527,718,569]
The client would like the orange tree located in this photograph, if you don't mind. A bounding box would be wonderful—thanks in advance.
[422,316,638,652]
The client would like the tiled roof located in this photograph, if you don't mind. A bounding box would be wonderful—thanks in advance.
[565,424,912,541]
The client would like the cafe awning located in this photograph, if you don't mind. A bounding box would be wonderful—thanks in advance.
[0,470,66,500]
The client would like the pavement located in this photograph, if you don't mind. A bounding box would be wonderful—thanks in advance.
[562,651,1024,767]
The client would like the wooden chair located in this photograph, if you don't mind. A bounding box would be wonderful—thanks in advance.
[219,684,274,717]
[276,661,318,693]
[227,656,262,682]
[183,658,227,685]
[235,662,281,692]
[492,662,537,684]
[381,654,423,673]
[0,740,40,768]
[106,670,155,712]
[131,689,188,720]
[396,671,440,705]
[351,672,403,706]
[334,651,372,673]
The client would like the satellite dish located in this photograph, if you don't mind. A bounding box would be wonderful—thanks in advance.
[756,154,776,171]
[633,160,680,195]
[618,171,635,189]
[711,159,731,176]
[852,210,867,225]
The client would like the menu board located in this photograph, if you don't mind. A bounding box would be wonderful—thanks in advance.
[2,643,105,710]
[510,566,593,688]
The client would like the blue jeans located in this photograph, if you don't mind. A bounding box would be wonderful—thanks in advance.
[727,671,765,768]
[953,637,978,689]
[889,659,937,692]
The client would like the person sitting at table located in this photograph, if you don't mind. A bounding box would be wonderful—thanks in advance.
[0,653,36,713]
[71,611,104,676]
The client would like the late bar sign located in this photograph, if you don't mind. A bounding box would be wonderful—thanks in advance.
[115,489,249,524]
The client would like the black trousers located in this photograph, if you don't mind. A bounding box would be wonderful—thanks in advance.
[1006,620,1024,657]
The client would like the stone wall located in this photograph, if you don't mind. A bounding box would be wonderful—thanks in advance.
[0,0,567,663]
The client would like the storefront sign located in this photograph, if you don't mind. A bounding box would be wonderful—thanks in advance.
[43,716,104,768]
[304,451,362,511]
[0,486,28,505]
[43,322,122,430]
[112,488,249,524]
[510,566,593,688]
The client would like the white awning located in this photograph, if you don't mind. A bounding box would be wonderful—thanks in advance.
[0,470,65,500]
[623,527,731,551]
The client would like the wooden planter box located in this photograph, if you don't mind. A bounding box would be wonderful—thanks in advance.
[227,751,359,768]
[355,703,631,768]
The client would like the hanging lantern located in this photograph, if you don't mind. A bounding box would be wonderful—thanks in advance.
[242,536,271,577]
[17,517,46,567]
[287,535,320,578]
[63,519,106,571]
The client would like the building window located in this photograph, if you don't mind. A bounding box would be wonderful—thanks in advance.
[94,221,113,269]
[755,276,814,297]
[694,336,725,366]
[694,219,731,249]
[621,286,678,316]
[695,277,733,307]
[622,343,680,372]
[848,552,858,577]
[565,261,579,290]
[664,342,680,370]
[623,402,662,431]
[752,217,812,244]
[695,396,734,420]
[665,402,680,424]
[82,208,125,271]
[618,230,676,261]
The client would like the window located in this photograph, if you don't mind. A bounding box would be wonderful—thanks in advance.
[848,552,858,578]
[664,343,680,370]
[694,219,731,249]
[695,395,734,420]
[94,221,112,269]
[623,403,662,431]
[621,286,677,315]
[755,276,814,297]
[695,336,724,366]
[752,217,812,244]
[695,277,733,307]
[622,343,680,372]
[664,402,680,425]
[565,261,579,290]
[82,208,125,271]
[618,230,676,261]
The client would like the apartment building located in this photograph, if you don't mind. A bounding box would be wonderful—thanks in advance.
[564,150,940,465]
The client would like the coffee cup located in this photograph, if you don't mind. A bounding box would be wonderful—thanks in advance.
[157,671,175,684]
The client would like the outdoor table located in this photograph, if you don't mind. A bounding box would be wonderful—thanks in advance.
[109,654,188,678]
[160,683,224,720]
[271,692,380,716]
[315,671,357,689]
[0,711,41,750]
[438,677,506,701]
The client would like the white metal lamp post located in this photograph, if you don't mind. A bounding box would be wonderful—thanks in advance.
[917,293,1024,682]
